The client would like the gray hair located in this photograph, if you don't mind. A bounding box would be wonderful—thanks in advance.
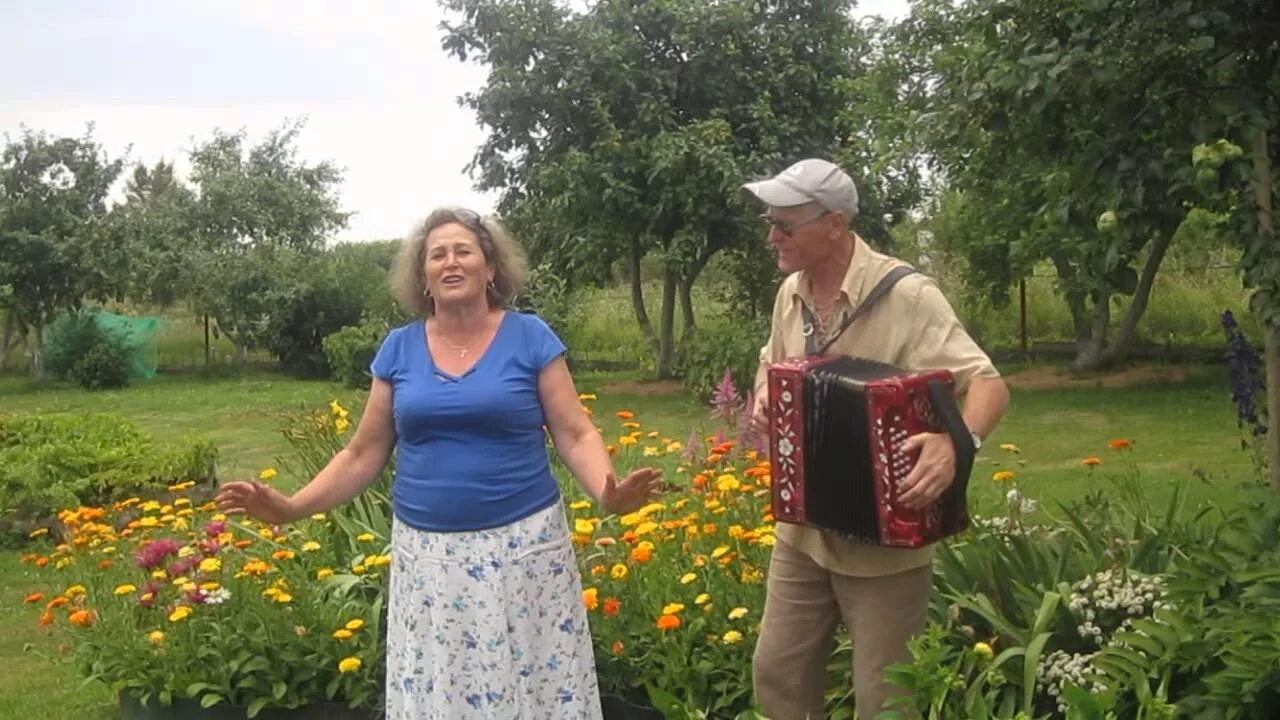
[389,208,529,317]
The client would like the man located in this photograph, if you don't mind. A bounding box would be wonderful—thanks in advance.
[743,158,1010,720]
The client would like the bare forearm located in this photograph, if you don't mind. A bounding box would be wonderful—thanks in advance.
[285,447,389,520]
[554,428,614,506]
[962,376,1010,440]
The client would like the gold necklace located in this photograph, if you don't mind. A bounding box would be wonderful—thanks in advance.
[438,334,471,358]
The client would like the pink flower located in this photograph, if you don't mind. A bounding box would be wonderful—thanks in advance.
[134,538,182,570]
[204,520,227,537]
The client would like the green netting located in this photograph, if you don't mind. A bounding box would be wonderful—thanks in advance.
[43,308,164,379]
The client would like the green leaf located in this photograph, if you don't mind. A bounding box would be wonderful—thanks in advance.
[200,694,224,709]
[247,696,270,719]
[1188,35,1215,52]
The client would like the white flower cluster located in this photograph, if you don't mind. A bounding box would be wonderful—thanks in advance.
[204,587,232,605]
[1038,649,1108,713]
[1005,488,1039,515]
[1067,568,1167,645]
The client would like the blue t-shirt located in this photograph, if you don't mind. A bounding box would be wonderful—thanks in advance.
[369,311,567,532]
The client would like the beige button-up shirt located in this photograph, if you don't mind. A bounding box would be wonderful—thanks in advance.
[754,235,1000,577]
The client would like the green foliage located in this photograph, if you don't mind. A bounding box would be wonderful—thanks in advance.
[263,252,376,379]
[275,399,394,555]
[70,335,131,391]
[442,0,917,377]
[323,320,390,389]
[0,125,127,377]
[0,412,217,523]
[676,315,768,401]
[512,261,577,342]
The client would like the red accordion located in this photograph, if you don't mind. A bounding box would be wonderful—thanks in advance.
[766,355,975,548]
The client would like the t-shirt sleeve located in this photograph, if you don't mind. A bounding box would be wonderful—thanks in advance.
[900,279,1000,393]
[523,313,568,370]
[369,325,403,381]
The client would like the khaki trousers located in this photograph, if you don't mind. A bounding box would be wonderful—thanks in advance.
[751,539,930,720]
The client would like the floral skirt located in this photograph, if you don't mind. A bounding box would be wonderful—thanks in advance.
[385,502,603,719]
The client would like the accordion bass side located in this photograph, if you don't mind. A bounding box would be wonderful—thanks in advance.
[766,355,976,548]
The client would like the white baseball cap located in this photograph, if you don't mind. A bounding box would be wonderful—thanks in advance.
[741,158,859,221]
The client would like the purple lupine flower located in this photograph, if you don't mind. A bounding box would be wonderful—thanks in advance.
[710,369,743,422]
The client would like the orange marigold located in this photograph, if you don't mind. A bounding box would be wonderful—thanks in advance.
[1082,456,1102,466]
[630,546,653,563]
[23,592,44,604]
[615,410,635,419]
[1107,438,1133,450]
[602,597,621,616]
[656,614,681,630]
[68,609,95,627]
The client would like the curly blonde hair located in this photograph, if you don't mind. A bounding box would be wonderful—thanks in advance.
[389,208,529,317]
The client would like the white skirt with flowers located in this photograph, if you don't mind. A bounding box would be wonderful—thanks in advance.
[385,501,603,720]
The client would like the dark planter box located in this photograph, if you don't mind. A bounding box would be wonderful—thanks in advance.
[600,693,665,720]
[119,691,380,720]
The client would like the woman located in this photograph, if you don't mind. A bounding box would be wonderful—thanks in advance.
[215,208,663,719]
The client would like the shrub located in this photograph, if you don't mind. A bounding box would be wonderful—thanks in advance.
[0,412,217,526]
[43,310,135,390]
[676,316,768,401]
[322,321,390,388]
[70,337,131,390]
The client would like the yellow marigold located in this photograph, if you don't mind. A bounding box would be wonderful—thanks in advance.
[148,631,165,645]
[569,500,592,510]
[114,584,137,595]
[999,443,1020,453]
[258,468,278,481]
[711,545,731,559]
[634,521,657,536]
[610,564,629,580]
[618,436,638,446]
[275,593,294,604]
[728,607,748,620]
[992,470,1016,482]
[574,518,595,535]
[64,584,87,597]
[694,593,711,605]
[199,558,221,573]
[169,606,192,623]
[680,573,697,585]
[715,475,741,492]
[338,656,362,673]
[366,554,392,567]
[578,393,598,401]
[317,568,334,580]
[582,587,599,610]
[356,533,376,542]
[333,629,354,640]
[661,602,685,615]
[722,630,744,644]
[345,619,365,631]
[302,541,321,552]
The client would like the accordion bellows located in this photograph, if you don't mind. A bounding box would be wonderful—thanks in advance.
[766,355,976,548]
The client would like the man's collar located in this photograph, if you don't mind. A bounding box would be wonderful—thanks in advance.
[793,233,873,307]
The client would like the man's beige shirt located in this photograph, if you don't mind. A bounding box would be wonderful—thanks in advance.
[753,235,1000,577]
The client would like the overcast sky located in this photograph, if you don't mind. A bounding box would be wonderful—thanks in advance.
[0,0,910,244]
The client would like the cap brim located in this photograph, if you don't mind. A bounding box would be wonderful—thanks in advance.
[741,178,812,208]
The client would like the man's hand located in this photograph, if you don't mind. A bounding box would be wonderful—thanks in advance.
[896,432,957,510]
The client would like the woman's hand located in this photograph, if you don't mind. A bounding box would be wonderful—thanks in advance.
[600,467,665,515]
[214,480,299,525]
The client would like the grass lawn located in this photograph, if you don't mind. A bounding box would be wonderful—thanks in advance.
[0,359,1264,717]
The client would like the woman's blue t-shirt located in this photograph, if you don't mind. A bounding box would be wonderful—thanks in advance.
[369,311,566,532]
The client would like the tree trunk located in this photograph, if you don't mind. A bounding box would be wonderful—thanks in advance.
[1073,291,1111,371]
[657,268,678,379]
[1052,254,1092,347]
[628,236,660,363]
[1098,231,1175,366]
[233,343,247,365]
[0,312,22,371]
[1253,125,1279,493]
[29,323,44,380]
[679,250,712,345]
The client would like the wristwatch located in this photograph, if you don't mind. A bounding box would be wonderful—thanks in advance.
[969,430,983,451]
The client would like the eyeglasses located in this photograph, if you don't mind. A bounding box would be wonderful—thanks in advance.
[761,210,829,236]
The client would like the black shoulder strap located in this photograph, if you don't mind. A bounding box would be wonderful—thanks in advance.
[806,265,918,355]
